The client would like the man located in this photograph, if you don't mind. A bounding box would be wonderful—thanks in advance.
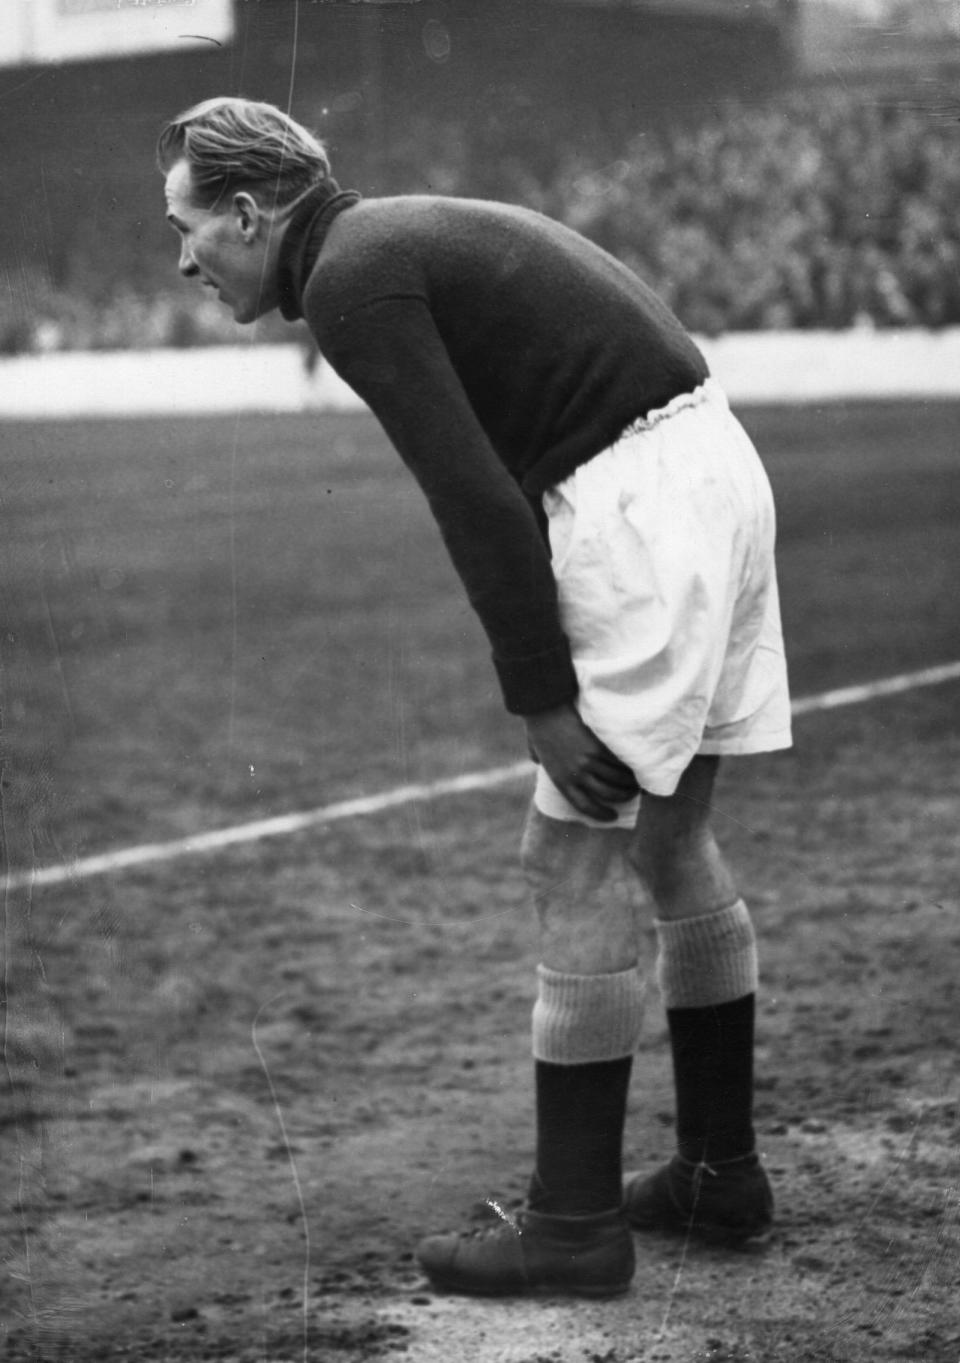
[159,97,791,1298]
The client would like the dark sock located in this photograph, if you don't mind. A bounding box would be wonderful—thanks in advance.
[667,993,756,1165]
[528,1055,633,1215]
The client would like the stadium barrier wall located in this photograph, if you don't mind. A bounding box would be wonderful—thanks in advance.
[3,328,960,419]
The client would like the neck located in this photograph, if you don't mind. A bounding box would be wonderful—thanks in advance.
[276,177,360,321]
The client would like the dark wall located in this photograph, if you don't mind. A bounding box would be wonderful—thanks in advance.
[0,0,792,291]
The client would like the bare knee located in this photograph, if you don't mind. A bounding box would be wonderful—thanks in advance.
[626,757,738,917]
[520,805,627,896]
[519,804,562,887]
[627,821,722,904]
[520,805,639,973]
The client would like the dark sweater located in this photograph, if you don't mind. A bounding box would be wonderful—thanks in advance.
[277,183,709,716]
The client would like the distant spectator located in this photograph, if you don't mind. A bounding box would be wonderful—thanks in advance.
[4,84,959,351]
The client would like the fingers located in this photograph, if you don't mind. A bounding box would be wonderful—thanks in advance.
[563,755,640,823]
[566,789,620,823]
[523,704,640,821]
[569,789,628,822]
[588,744,641,796]
[594,756,640,797]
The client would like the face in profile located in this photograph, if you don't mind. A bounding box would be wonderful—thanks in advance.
[163,159,280,324]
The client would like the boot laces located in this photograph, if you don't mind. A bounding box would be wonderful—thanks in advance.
[465,1197,521,1239]
[485,1197,520,1225]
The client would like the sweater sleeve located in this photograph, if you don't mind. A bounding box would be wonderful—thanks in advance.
[311,293,578,715]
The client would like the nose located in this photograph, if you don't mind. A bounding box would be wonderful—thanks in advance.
[178,241,199,278]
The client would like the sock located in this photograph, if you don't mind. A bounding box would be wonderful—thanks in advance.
[531,964,646,1065]
[528,964,646,1215]
[667,995,756,1164]
[654,899,758,1010]
[655,900,759,1165]
[528,1056,633,1215]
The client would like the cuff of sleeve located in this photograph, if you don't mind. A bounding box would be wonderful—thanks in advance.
[494,643,578,716]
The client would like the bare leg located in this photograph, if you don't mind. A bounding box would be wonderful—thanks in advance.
[519,803,647,1219]
[520,804,640,973]
[627,754,738,920]
[415,800,644,1293]
[620,754,771,1240]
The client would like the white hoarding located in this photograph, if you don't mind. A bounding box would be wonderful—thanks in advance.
[799,0,960,71]
[0,0,234,67]
[550,0,786,18]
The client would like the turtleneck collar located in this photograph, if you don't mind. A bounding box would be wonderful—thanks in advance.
[276,178,362,321]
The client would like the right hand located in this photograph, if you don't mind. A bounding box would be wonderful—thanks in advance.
[524,703,640,823]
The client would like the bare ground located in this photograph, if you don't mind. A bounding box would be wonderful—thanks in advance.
[3,694,960,1363]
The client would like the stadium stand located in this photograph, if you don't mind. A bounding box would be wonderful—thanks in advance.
[2,2,958,350]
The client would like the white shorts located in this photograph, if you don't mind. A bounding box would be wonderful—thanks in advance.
[534,378,792,829]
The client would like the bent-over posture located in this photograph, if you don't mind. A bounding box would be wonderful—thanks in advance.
[158,97,792,1298]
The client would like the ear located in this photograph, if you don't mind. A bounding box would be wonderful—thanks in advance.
[233,190,262,242]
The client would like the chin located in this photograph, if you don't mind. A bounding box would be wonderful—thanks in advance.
[234,300,273,326]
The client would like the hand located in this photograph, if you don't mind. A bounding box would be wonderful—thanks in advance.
[524,703,640,823]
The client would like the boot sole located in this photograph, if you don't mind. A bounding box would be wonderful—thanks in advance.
[628,1213,773,1250]
[423,1273,635,1299]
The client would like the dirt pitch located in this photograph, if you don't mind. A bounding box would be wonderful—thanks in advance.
[2,405,959,1361]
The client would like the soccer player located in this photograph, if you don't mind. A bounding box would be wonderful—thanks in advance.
[159,98,792,1298]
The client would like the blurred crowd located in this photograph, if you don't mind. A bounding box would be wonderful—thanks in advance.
[549,87,960,335]
[4,83,960,352]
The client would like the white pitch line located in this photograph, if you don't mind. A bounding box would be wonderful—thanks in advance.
[788,659,960,715]
[1,763,533,892]
[5,661,960,893]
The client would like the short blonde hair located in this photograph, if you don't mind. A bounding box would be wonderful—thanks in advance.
[157,97,330,208]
